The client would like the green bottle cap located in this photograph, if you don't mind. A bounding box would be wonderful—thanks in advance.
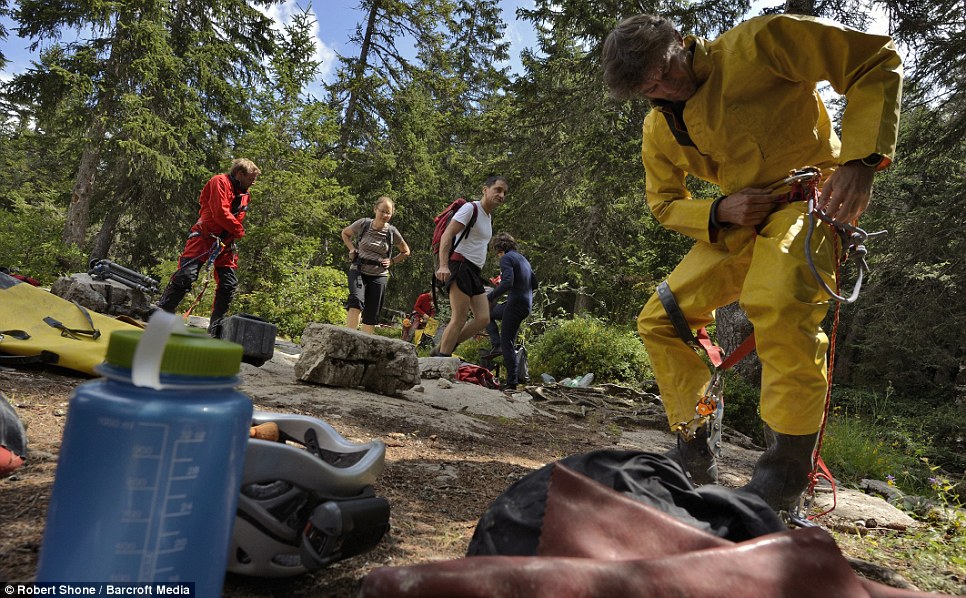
[106,329,243,377]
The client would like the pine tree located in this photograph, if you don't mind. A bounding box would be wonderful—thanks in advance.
[5,0,281,260]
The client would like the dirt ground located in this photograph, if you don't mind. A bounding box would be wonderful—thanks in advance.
[0,342,960,596]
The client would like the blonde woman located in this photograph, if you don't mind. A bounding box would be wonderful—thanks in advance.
[341,197,411,333]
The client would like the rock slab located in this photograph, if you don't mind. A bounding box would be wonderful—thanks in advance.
[295,323,419,396]
[417,356,461,381]
[50,273,153,320]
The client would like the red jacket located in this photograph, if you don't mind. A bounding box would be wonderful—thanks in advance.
[413,293,434,317]
[192,173,249,241]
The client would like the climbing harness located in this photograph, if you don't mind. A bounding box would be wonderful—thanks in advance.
[657,282,756,466]
[657,166,887,524]
[183,236,225,319]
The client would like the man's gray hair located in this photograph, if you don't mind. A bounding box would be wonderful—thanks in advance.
[602,14,679,100]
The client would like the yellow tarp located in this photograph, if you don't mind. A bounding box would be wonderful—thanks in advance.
[0,273,142,375]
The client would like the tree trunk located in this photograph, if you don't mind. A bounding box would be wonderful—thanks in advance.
[89,201,125,261]
[833,308,866,383]
[339,0,380,153]
[715,302,761,382]
[63,142,102,249]
[573,201,602,316]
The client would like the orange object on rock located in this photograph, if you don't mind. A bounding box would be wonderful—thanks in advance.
[250,422,280,441]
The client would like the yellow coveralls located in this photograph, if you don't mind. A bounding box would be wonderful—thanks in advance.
[638,15,902,436]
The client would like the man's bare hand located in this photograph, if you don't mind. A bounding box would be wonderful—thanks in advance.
[715,188,785,226]
[435,265,450,283]
[818,162,875,223]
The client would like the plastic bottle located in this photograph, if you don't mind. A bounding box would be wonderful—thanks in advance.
[37,312,252,595]
[576,373,595,387]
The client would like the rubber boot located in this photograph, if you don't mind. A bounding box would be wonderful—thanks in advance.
[738,424,819,515]
[665,424,719,486]
[156,280,190,313]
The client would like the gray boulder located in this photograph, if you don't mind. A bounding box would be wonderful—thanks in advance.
[295,324,419,396]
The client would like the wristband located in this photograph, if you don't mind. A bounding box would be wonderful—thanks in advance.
[709,195,728,229]
[859,153,885,168]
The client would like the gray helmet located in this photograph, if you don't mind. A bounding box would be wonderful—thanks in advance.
[227,411,390,578]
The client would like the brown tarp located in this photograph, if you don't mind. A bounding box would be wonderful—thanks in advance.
[360,463,947,598]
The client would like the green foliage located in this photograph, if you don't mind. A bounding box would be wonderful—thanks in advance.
[823,386,964,503]
[720,372,763,444]
[5,0,280,261]
[838,107,965,399]
[454,334,491,364]
[833,385,966,486]
[373,326,403,340]
[528,315,652,386]
[0,204,85,281]
[235,266,346,341]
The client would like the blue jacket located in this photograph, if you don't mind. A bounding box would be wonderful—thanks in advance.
[487,250,538,307]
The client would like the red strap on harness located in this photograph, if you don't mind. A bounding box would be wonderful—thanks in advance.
[693,327,725,368]
[694,328,757,372]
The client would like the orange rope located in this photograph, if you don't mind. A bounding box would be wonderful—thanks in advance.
[182,239,223,320]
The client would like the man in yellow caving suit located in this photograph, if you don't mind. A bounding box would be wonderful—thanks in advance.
[602,13,902,515]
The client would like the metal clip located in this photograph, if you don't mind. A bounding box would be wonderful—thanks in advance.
[807,201,887,303]
[673,370,723,441]
[767,166,822,192]
[780,167,822,188]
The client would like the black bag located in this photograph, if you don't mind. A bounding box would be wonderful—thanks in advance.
[467,450,784,557]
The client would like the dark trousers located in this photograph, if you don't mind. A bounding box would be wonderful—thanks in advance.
[157,255,238,336]
[486,300,530,385]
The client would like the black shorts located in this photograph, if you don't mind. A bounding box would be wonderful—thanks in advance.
[445,259,486,297]
[346,269,388,325]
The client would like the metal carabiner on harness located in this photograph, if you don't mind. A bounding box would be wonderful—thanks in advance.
[776,167,823,190]
[779,167,887,304]
[807,206,887,303]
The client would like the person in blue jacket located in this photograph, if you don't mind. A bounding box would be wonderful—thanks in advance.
[485,233,538,390]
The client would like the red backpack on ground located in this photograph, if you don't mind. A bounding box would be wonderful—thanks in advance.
[456,362,498,389]
[430,198,479,309]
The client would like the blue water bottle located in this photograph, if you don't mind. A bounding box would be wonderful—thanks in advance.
[37,311,253,595]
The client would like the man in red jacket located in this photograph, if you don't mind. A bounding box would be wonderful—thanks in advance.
[157,158,260,337]
[412,292,435,319]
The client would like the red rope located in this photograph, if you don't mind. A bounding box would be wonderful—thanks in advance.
[806,184,842,520]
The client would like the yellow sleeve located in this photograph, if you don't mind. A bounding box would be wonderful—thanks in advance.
[748,15,903,166]
[641,112,717,243]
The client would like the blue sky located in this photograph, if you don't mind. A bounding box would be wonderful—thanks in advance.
[0,1,892,86]
[0,0,540,84]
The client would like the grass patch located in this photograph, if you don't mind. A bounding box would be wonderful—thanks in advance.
[829,521,966,594]
[821,415,909,484]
